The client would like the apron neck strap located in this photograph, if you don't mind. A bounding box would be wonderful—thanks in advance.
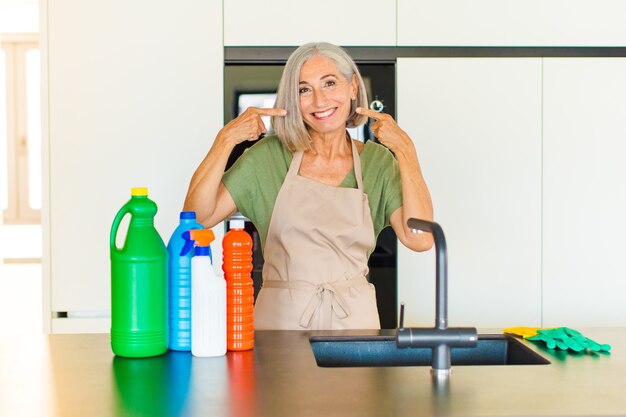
[350,139,364,191]
[289,133,365,191]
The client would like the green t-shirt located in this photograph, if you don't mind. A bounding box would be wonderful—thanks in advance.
[222,135,403,252]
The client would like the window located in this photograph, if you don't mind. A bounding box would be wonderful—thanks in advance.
[1,33,40,224]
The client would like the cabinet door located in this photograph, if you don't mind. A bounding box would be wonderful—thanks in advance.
[543,58,626,327]
[398,0,626,46]
[224,0,395,46]
[43,0,224,332]
[397,58,542,327]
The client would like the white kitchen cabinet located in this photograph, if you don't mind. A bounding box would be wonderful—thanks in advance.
[42,0,224,332]
[223,0,396,46]
[542,58,626,327]
[396,58,542,327]
[398,0,626,47]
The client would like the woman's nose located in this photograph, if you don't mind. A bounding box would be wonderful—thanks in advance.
[312,88,328,107]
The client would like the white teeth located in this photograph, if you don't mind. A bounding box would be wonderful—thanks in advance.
[314,108,334,118]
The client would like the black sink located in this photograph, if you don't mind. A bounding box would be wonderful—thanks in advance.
[310,334,550,367]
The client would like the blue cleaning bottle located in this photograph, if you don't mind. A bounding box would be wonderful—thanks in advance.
[167,211,204,351]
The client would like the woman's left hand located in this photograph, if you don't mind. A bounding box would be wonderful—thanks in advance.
[356,107,410,153]
[356,107,434,252]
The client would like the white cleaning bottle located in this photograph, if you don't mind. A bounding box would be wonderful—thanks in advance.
[181,229,226,357]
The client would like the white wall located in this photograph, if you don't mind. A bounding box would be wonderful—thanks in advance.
[42,0,224,332]
[223,0,396,46]
[397,0,626,46]
[223,0,626,47]
[397,57,626,328]
[542,58,626,327]
[0,0,38,32]
[397,58,543,328]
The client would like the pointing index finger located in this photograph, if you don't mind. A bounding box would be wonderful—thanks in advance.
[356,107,383,119]
[251,107,287,117]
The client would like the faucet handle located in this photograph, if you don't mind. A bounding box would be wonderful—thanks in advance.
[398,302,405,329]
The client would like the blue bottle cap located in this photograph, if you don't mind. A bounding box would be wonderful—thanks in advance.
[180,211,196,220]
[194,246,212,258]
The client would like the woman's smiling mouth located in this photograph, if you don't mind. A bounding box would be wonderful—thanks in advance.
[312,108,337,119]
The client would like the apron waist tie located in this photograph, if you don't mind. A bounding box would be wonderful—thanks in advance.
[262,276,369,329]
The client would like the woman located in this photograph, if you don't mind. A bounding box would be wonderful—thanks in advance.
[184,42,433,330]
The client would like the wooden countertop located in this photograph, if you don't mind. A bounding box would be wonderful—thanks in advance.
[1,328,625,416]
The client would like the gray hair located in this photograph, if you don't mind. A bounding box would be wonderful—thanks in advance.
[271,42,369,151]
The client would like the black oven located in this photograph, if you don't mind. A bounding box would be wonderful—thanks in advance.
[224,58,398,328]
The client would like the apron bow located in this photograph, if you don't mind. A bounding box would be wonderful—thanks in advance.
[261,276,369,329]
[299,282,351,329]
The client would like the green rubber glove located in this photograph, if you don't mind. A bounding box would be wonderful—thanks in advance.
[527,327,611,352]
[527,329,558,349]
[562,327,611,352]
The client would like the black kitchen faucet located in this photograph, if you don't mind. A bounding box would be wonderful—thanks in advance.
[396,218,478,380]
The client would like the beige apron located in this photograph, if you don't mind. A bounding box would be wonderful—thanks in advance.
[254,139,381,330]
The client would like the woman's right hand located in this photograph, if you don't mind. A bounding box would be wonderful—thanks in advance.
[218,107,287,146]
[184,106,287,228]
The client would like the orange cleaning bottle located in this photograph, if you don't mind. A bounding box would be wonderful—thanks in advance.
[222,218,254,351]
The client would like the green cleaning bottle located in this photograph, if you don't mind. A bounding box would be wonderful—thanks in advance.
[110,187,168,358]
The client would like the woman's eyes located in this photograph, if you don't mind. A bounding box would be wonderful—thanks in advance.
[299,80,339,95]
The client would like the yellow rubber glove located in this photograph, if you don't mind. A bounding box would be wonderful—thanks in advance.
[503,326,544,339]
